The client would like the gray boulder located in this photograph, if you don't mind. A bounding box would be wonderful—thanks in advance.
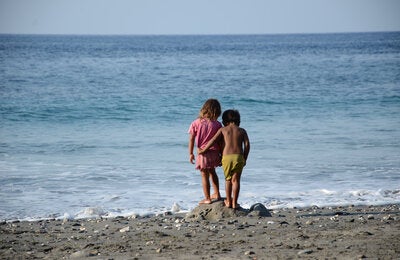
[248,203,272,217]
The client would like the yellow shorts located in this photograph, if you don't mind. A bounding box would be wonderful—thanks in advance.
[221,154,245,180]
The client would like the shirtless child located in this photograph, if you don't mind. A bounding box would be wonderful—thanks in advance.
[198,109,250,209]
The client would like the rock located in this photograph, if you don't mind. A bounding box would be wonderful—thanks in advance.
[185,200,248,221]
[306,220,314,225]
[185,201,271,221]
[248,203,272,217]
[357,231,373,236]
[330,216,339,221]
[70,250,89,258]
[382,215,394,221]
[298,249,313,255]
[119,226,130,233]
[244,250,255,255]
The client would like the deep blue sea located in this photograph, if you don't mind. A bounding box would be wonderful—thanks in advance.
[1,32,399,221]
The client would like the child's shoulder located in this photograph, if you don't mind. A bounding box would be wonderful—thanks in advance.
[213,119,223,126]
[239,127,248,134]
[193,118,220,125]
[205,118,222,125]
[189,118,203,129]
[192,117,206,124]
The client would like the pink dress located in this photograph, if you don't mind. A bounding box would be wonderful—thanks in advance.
[188,118,222,170]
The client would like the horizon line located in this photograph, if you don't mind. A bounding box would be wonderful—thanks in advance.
[0,30,399,37]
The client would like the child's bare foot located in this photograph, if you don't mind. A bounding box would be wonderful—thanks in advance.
[232,204,241,209]
[199,199,212,205]
[211,193,221,201]
[224,199,232,208]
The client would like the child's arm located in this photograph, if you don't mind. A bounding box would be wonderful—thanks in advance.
[198,129,222,154]
[242,129,250,162]
[188,134,196,164]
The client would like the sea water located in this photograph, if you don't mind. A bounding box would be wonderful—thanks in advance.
[0,33,399,221]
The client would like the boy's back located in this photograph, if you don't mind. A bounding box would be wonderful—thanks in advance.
[198,109,250,162]
[220,123,250,160]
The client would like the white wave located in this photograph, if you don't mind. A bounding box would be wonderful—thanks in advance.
[75,207,106,219]
[171,202,181,213]
[318,189,337,195]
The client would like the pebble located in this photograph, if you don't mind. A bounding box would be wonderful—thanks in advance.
[330,215,339,221]
[298,249,313,255]
[70,250,89,258]
[244,250,255,255]
[382,215,394,221]
[357,231,373,236]
[119,226,130,233]
[358,216,367,223]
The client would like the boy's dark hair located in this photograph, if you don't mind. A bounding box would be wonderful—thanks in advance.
[222,109,240,126]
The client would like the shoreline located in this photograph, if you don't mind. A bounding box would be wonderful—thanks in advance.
[1,203,399,259]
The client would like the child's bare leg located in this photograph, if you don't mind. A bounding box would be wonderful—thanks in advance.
[231,172,242,209]
[200,170,211,204]
[224,179,232,208]
[209,169,221,200]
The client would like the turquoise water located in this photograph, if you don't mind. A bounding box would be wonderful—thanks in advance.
[0,32,399,220]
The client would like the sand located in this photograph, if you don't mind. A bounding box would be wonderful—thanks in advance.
[1,202,399,259]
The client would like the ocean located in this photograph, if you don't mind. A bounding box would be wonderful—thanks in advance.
[1,32,399,221]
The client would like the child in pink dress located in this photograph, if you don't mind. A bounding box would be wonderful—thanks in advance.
[188,99,222,204]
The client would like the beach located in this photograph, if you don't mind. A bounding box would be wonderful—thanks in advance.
[1,202,399,259]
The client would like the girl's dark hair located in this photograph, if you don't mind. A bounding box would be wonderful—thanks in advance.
[222,109,240,126]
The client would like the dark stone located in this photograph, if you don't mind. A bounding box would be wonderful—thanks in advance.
[248,203,272,217]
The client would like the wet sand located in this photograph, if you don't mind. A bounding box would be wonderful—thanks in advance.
[1,202,399,259]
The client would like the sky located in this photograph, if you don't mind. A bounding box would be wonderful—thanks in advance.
[0,0,399,35]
